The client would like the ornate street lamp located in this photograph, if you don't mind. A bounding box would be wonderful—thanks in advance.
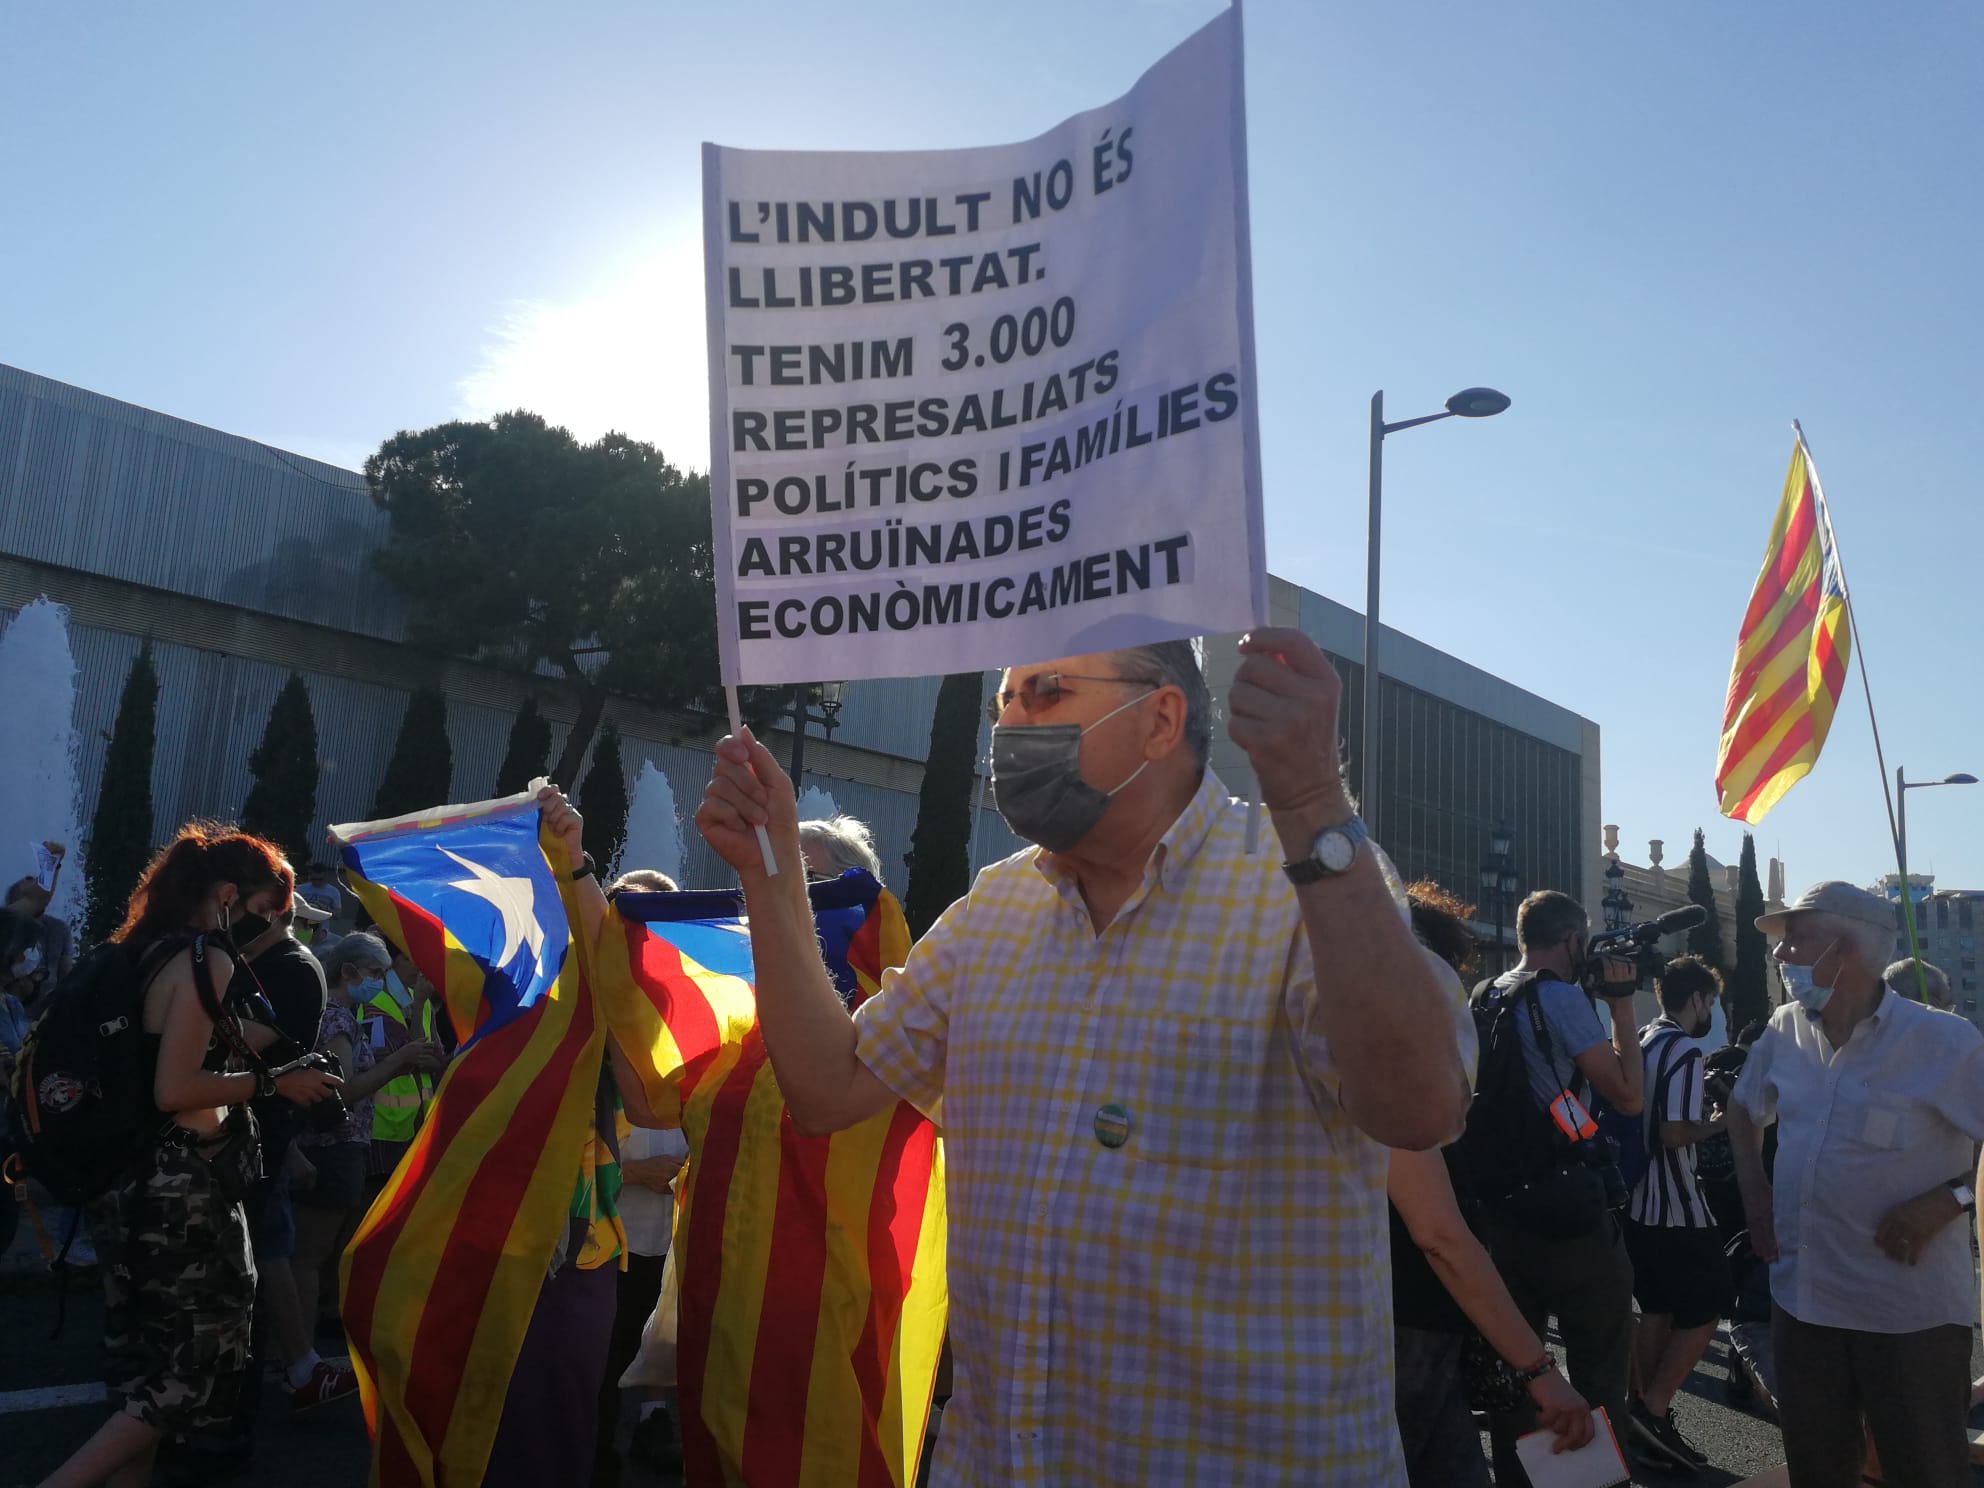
[789,681,848,792]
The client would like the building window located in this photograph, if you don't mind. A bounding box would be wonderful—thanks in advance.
[1962,899,1975,931]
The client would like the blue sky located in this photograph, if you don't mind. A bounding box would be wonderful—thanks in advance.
[4,1,1980,892]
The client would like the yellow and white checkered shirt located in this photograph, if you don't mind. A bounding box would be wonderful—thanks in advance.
[855,773,1463,1487]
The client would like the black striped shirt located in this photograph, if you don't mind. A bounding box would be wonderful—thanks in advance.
[1629,1017,1715,1229]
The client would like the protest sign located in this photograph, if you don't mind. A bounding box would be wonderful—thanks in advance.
[703,6,1265,687]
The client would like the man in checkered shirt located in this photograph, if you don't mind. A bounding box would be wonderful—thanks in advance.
[698,630,1473,1487]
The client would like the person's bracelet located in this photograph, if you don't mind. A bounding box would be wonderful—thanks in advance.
[1515,1353,1557,1383]
[254,1064,277,1100]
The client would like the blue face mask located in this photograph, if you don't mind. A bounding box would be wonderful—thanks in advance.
[1776,941,1839,1015]
[353,975,386,1003]
[385,969,413,1008]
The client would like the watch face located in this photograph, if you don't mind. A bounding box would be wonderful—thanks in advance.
[1315,827,1357,873]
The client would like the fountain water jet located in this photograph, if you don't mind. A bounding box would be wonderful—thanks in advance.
[618,760,685,887]
[0,598,88,930]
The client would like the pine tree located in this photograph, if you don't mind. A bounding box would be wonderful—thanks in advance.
[241,673,320,868]
[577,723,629,872]
[904,672,986,939]
[83,642,159,945]
[493,696,553,797]
[371,686,453,819]
[1730,834,1770,1032]
[1685,827,1728,972]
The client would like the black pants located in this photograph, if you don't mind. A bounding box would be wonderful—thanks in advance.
[1480,1208,1634,1484]
[1773,1303,1971,1488]
[1393,1325,1492,1488]
[594,1250,669,1487]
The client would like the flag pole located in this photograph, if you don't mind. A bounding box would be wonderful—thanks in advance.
[725,684,781,876]
[1793,420,1923,992]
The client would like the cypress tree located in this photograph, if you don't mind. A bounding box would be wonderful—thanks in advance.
[494,695,554,797]
[903,672,986,939]
[371,686,454,819]
[241,673,320,868]
[83,642,159,945]
[1685,827,1728,973]
[1730,833,1770,1031]
[577,723,629,872]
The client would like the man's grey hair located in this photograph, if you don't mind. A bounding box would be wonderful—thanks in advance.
[796,816,883,881]
[1885,956,1953,1008]
[317,930,393,984]
[1819,915,1896,980]
[1105,638,1212,773]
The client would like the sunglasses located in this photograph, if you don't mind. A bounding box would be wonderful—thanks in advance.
[986,672,1155,727]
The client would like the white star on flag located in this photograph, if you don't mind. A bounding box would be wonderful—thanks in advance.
[440,847,547,974]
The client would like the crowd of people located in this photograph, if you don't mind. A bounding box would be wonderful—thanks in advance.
[7,627,1984,1487]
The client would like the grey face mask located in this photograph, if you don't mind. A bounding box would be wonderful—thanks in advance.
[990,691,1153,854]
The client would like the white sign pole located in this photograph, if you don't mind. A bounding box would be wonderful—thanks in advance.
[722,684,781,876]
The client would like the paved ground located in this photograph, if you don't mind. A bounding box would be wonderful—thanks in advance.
[5,1238,1980,1485]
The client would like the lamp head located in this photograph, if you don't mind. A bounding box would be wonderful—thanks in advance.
[1445,387,1511,419]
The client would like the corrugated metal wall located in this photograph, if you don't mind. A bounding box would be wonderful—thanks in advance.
[0,364,405,641]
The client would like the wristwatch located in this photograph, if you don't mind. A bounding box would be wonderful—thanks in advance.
[1948,1178,1976,1212]
[570,852,598,882]
[1281,816,1368,885]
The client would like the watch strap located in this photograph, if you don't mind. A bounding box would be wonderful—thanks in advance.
[570,852,598,882]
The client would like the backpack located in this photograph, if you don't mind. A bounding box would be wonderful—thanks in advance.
[1450,972,1573,1208]
[4,934,209,1206]
[1592,1089,1649,1196]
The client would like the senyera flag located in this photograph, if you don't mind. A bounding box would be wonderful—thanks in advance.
[596,872,948,1488]
[1716,430,1854,824]
[330,786,605,1488]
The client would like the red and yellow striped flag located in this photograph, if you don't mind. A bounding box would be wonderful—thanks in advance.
[1716,433,1854,823]
[331,797,605,1488]
[596,874,947,1488]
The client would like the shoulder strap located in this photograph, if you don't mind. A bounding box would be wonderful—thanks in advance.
[188,938,264,1069]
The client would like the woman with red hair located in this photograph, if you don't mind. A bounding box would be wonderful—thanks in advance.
[40,824,341,1488]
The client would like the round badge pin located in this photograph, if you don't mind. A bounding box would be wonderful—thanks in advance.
[1093,1102,1132,1149]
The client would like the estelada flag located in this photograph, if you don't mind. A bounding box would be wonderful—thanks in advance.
[597,872,947,1488]
[331,789,605,1487]
[1716,431,1854,824]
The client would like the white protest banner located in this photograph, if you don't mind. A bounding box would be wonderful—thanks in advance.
[703,5,1265,687]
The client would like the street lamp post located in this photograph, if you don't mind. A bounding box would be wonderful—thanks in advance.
[1363,387,1510,841]
[1895,767,1977,970]
[788,680,848,793]
[1480,822,1517,977]
[1602,856,1633,932]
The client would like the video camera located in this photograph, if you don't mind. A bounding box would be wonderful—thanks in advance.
[1581,904,1708,992]
[272,1050,350,1134]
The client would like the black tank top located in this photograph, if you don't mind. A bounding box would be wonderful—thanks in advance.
[1388,1201,1471,1334]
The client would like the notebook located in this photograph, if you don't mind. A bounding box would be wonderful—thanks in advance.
[1514,1407,1630,1488]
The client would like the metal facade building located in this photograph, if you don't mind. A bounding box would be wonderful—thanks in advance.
[0,362,1597,923]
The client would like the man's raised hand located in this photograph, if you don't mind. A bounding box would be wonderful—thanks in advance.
[696,727,800,878]
[1227,628,1348,815]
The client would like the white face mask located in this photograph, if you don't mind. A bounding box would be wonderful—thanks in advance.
[1776,940,1839,1014]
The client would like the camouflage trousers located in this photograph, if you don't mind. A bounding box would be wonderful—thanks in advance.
[86,1137,258,1435]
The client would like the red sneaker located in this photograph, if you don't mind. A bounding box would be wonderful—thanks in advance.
[291,1359,359,1412]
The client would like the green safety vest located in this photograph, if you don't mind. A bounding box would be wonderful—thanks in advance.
[363,989,436,1144]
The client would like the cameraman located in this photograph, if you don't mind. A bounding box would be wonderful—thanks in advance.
[1478,890,1644,1476]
